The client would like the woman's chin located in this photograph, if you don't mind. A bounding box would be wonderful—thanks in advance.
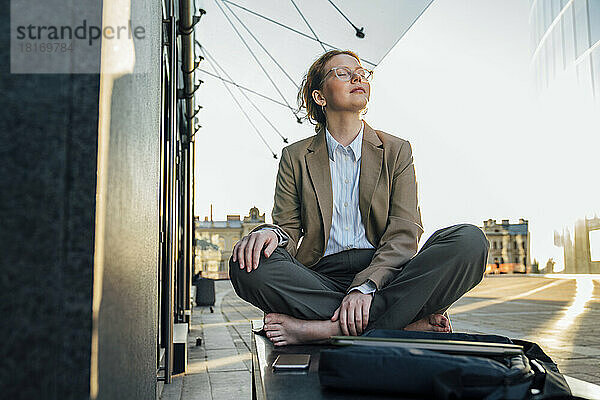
[330,100,368,114]
[353,100,368,112]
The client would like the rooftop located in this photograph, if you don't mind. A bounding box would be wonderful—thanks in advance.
[482,218,529,235]
[197,220,243,229]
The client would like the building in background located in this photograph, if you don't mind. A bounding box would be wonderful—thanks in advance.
[482,219,531,274]
[530,0,600,99]
[554,215,600,273]
[195,207,265,279]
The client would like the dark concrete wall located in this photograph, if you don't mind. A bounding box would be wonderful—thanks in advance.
[0,0,162,398]
[0,2,99,399]
[95,0,162,398]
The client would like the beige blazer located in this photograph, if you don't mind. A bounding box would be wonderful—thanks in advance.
[251,121,424,290]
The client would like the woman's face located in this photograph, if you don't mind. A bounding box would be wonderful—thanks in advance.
[314,54,370,114]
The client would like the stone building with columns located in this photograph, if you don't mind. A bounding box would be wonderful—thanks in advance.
[554,216,600,274]
[194,207,265,279]
[482,219,531,274]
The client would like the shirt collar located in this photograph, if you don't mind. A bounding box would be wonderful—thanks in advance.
[325,121,364,162]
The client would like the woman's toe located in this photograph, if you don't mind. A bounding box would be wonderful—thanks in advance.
[431,313,447,326]
[265,313,285,324]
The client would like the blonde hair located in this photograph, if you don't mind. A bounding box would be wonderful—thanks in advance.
[297,50,361,132]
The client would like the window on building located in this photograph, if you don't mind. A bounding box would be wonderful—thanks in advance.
[500,242,503,249]
[493,241,497,249]
[513,241,517,249]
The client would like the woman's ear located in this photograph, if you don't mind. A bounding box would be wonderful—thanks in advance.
[311,89,326,107]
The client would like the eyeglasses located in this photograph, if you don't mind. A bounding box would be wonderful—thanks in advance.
[323,66,373,83]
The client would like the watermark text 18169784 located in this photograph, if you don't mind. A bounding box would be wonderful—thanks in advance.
[18,43,73,53]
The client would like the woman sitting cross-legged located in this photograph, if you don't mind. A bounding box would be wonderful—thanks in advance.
[229,49,489,346]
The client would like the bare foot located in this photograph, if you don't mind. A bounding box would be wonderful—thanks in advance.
[404,313,451,333]
[263,313,342,347]
[443,311,453,333]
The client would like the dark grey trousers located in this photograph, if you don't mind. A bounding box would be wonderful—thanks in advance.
[229,223,489,330]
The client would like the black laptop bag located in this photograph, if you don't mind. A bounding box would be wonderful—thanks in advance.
[318,330,572,399]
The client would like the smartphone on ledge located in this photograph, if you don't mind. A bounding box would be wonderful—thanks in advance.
[272,354,311,370]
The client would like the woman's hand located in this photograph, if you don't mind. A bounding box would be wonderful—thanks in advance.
[232,230,279,273]
[331,291,372,336]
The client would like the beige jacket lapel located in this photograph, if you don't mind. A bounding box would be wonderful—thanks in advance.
[305,127,333,249]
[359,122,384,243]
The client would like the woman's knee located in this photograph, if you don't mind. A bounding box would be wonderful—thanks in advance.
[228,256,241,283]
[455,224,489,249]
[228,252,278,293]
[454,224,489,275]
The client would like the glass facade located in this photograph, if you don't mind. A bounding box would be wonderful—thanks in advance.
[530,0,600,98]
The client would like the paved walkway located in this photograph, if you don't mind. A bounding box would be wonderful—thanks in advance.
[160,280,262,400]
[161,275,600,400]
[450,275,600,384]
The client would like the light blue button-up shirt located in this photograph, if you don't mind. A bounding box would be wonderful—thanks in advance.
[324,122,374,256]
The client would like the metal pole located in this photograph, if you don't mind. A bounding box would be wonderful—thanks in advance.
[178,0,201,327]
[178,0,197,123]
[164,8,177,384]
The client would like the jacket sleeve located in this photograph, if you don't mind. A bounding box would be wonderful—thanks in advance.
[350,140,424,290]
[248,147,302,257]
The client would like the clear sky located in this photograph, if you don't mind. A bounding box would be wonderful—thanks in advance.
[194,0,599,271]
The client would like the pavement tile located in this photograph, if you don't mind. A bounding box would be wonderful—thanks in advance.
[205,348,250,372]
[565,373,600,386]
[160,374,183,400]
[560,360,600,375]
[209,370,252,400]
[187,346,206,363]
[203,326,236,350]
[180,369,211,400]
